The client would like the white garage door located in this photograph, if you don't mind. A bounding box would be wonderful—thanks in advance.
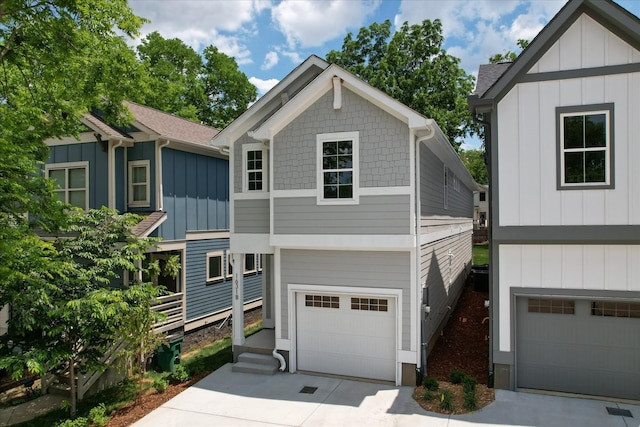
[296,292,396,382]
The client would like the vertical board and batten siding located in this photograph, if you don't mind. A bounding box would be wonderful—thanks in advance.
[114,148,125,213]
[234,198,270,234]
[160,149,229,241]
[184,238,261,321]
[279,249,412,350]
[498,244,640,352]
[273,88,410,191]
[420,145,473,218]
[498,15,640,227]
[47,142,109,209]
[126,141,156,213]
[420,231,473,348]
[273,195,410,235]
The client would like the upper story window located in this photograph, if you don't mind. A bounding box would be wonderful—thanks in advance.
[242,143,266,192]
[128,160,150,207]
[46,161,89,210]
[479,192,486,202]
[557,104,614,190]
[316,131,359,205]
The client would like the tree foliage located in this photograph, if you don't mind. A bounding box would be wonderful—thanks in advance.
[459,149,488,185]
[137,32,257,129]
[489,39,530,63]
[326,19,478,148]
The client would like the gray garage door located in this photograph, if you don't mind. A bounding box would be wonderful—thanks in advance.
[516,297,640,400]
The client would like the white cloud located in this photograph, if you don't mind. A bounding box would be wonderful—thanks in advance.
[249,77,280,96]
[262,51,279,70]
[279,49,303,64]
[271,0,381,48]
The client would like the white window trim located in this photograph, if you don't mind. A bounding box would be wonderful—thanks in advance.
[316,131,360,205]
[128,160,151,207]
[242,143,267,193]
[225,250,233,279]
[257,254,263,272]
[206,251,224,283]
[45,161,89,210]
[443,166,449,209]
[244,253,257,276]
[559,108,612,188]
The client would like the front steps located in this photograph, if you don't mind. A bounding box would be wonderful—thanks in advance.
[232,352,279,375]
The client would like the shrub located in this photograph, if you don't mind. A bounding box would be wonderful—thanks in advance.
[88,403,110,427]
[439,389,454,412]
[169,364,190,384]
[153,377,169,393]
[462,376,477,394]
[463,389,477,411]
[449,370,466,384]
[422,390,435,401]
[422,376,439,391]
[57,417,89,427]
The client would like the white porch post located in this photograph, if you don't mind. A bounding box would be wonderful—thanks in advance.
[232,253,245,346]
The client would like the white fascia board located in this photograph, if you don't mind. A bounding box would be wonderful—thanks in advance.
[270,234,416,250]
[230,233,274,254]
[211,55,330,147]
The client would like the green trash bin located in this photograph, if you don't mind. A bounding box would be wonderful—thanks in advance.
[156,336,183,372]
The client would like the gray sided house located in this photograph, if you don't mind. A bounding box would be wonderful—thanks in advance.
[41,101,262,336]
[469,0,640,400]
[213,56,475,386]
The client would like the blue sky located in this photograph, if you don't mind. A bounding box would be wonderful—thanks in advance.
[128,0,640,149]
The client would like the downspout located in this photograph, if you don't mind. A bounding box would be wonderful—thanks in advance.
[272,349,286,372]
[156,139,170,211]
[108,139,124,209]
[415,125,436,381]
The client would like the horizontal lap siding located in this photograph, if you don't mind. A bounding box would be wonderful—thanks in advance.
[185,238,261,321]
[48,142,109,209]
[420,231,473,350]
[280,249,412,349]
[273,195,410,234]
[234,199,270,234]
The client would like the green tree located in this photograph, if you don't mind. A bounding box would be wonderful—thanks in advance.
[459,149,488,185]
[489,39,530,63]
[327,19,477,149]
[137,32,257,128]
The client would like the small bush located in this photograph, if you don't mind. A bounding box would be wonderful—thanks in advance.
[422,376,439,391]
[88,403,110,427]
[449,370,466,384]
[422,389,435,401]
[57,417,89,427]
[439,389,454,412]
[462,376,477,393]
[169,364,190,384]
[153,377,169,393]
[186,358,207,376]
[463,390,477,411]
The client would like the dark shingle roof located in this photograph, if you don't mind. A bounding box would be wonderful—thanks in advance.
[474,63,512,97]
[131,211,167,237]
[83,113,130,139]
[124,101,219,146]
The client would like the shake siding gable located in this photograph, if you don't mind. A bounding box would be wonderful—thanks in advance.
[48,142,109,209]
[185,238,261,321]
[273,87,410,191]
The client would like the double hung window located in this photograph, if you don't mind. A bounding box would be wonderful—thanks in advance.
[46,161,89,210]
[317,132,359,204]
[128,160,150,207]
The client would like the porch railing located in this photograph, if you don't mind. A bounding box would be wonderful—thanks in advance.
[151,292,184,333]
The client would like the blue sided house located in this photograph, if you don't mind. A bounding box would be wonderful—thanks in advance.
[43,101,262,335]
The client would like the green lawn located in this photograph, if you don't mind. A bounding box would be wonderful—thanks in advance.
[473,244,489,265]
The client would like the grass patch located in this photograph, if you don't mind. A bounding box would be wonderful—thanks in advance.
[473,244,489,265]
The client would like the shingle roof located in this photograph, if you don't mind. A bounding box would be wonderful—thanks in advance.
[131,211,167,238]
[83,113,130,139]
[124,101,219,146]
[474,63,512,97]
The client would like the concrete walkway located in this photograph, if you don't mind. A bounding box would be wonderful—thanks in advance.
[0,394,66,426]
[134,363,640,426]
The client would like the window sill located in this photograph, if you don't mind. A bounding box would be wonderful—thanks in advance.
[206,278,224,286]
[128,202,151,208]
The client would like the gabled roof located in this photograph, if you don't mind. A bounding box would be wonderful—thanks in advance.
[474,63,511,97]
[470,0,640,109]
[82,113,131,140]
[131,211,167,238]
[211,55,329,148]
[249,61,434,142]
[124,101,219,147]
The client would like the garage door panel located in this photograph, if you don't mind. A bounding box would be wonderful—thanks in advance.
[296,293,396,382]
[517,297,640,400]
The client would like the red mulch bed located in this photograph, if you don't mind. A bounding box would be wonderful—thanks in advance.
[427,281,490,384]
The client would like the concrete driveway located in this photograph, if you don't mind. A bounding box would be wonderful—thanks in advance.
[134,364,639,426]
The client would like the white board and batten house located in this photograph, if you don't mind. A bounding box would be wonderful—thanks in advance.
[469,0,640,400]
[212,56,475,386]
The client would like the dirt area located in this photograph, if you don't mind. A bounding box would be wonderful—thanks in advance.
[182,307,263,353]
[414,279,493,414]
